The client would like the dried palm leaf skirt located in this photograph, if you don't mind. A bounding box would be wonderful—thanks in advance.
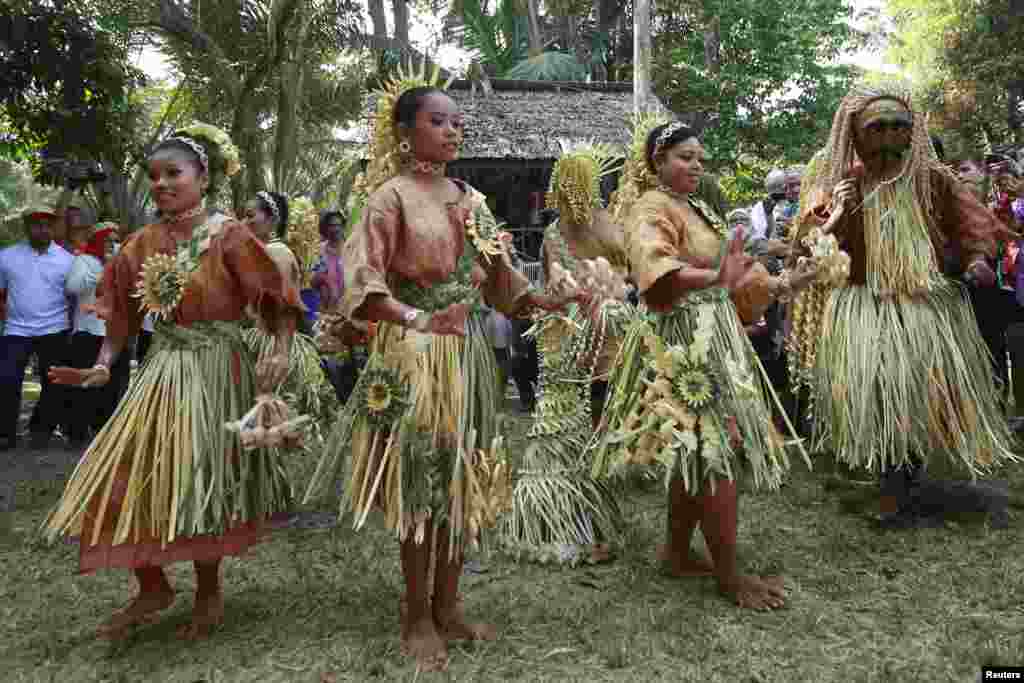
[590,289,802,495]
[499,303,627,564]
[44,321,293,572]
[304,313,510,552]
[243,328,334,418]
[811,281,1016,473]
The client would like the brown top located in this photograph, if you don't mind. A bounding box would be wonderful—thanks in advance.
[541,208,628,283]
[626,189,774,324]
[343,175,531,320]
[801,164,1003,283]
[265,241,303,292]
[99,218,303,340]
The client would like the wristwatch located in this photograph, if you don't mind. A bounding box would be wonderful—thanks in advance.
[403,308,430,332]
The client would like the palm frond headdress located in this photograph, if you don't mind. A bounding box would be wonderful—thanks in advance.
[607,112,672,224]
[805,80,942,220]
[546,140,618,226]
[348,61,454,221]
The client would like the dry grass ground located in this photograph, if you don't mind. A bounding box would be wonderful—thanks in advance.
[2,403,1023,683]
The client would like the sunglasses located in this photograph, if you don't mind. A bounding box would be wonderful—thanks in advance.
[864,120,912,133]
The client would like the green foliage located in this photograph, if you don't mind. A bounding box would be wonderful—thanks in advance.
[458,0,530,75]
[1,0,148,182]
[886,0,1024,150]
[717,158,780,206]
[504,52,589,81]
[654,0,857,171]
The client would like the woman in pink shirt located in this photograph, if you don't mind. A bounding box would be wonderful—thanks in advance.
[310,211,345,313]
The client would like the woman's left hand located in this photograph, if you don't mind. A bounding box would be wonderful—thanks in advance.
[256,353,289,392]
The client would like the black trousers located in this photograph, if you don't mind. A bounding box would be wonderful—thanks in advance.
[967,285,1020,395]
[511,339,538,409]
[136,330,153,364]
[65,332,131,439]
[0,331,71,446]
[322,352,367,405]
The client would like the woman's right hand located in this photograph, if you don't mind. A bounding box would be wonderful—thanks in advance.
[831,178,858,211]
[424,302,469,337]
[48,365,111,388]
[716,230,753,291]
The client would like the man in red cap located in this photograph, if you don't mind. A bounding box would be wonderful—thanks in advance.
[0,204,74,451]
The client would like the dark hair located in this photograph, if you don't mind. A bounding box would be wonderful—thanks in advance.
[393,86,447,130]
[256,191,290,240]
[930,135,945,162]
[645,122,698,175]
[152,131,227,198]
[319,209,345,239]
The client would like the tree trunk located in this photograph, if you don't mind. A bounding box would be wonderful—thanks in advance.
[392,0,409,46]
[594,0,626,81]
[634,0,651,114]
[274,10,317,193]
[368,0,387,39]
[703,16,721,74]
[1007,79,1024,144]
[526,0,543,57]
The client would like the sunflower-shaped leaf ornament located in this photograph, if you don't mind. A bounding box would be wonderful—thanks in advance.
[354,366,409,430]
[134,253,188,320]
[673,363,720,412]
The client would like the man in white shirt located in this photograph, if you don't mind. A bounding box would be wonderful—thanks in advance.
[485,307,515,395]
[0,205,74,451]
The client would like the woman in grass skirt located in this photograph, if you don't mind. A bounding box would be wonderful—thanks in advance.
[304,71,574,668]
[45,123,303,640]
[592,122,820,610]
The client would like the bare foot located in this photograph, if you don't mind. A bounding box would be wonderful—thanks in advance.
[97,589,175,639]
[402,617,448,671]
[176,592,225,641]
[656,544,715,577]
[719,574,786,610]
[434,605,497,643]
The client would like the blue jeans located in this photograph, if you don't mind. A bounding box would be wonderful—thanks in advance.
[0,331,71,445]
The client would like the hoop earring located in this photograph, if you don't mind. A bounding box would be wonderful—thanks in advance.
[398,139,412,155]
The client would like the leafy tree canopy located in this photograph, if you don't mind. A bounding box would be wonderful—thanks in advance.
[654,0,858,171]
[0,0,148,183]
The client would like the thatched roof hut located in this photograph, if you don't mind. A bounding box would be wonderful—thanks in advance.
[357,80,667,259]
[357,79,660,159]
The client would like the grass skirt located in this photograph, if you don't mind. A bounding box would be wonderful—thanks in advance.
[44,321,293,572]
[811,281,1016,473]
[304,313,511,553]
[242,328,337,420]
[499,303,628,565]
[590,289,802,495]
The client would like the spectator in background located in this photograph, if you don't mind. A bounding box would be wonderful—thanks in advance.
[0,205,74,451]
[309,210,345,321]
[726,208,751,240]
[749,169,788,245]
[485,307,515,398]
[55,198,88,251]
[64,226,129,447]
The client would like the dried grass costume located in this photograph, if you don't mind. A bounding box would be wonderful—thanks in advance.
[788,83,1016,473]
[589,186,801,492]
[243,197,336,423]
[304,174,527,550]
[45,216,303,571]
[499,145,630,564]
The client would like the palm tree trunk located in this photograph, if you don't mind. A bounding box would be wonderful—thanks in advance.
[526,0,543,57]
[368,0,387,39]
[393,0,409,46]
